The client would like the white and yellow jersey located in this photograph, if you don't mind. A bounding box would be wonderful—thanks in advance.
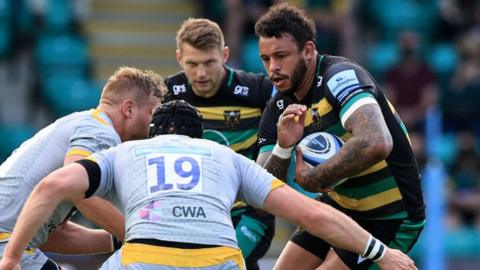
[86,135,283,249]
[0,109,120,247]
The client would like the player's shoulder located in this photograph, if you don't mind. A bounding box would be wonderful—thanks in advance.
[231,68,269,85]
[71,110,118,137]
[229,68,273,94]
[165,71,189,95]
[165,71,188,84]
[322,55,362,75]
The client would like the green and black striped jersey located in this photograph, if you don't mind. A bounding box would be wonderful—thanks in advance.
[166,66,275,160]
[258,54,425,221]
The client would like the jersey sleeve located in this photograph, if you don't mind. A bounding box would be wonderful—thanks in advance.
[234,153,284,209]
[83,147,117,198]
[258,97,281,151]
[67,119,120,158]
[324,63,379,127]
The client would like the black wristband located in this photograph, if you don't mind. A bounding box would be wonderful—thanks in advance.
[111,235,123,251]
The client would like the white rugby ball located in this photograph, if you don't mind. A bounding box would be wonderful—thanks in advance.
[298,132,344,167]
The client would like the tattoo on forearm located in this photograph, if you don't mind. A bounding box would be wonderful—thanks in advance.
[264,155,291,181]
[312,104,391,187]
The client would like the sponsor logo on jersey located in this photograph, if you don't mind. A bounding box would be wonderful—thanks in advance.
[224,110,241,128]
[311,108,322,129]
[173,84,186,95]
[234,85,249,96]
[276,99,284,110]
[327,69,359,100]
[172,206,206,218]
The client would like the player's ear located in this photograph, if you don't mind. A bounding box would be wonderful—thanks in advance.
[176,49,183,66]
[222,46,229,64]
[121,99,135,119]
[303,41,315,61]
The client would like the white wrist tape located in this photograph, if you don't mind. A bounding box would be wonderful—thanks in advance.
[272,143,294,159]
[362,234,387,262]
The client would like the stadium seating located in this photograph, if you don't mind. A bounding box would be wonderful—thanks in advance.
[0,124,35,162]
[241,38,266,75]
[35,33,89,79]
[0,0,11,58]
[44,0,73,32]
[42,76,101,117]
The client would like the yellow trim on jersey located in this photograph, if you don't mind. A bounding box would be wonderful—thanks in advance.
[329,187,403,211]
[0,232,36,254]
[86,156,98,163]
[0,232,11,241]
[65,148,92,158]
[91,108,110,126]
[340,133,352,141]
[387,99,396,114]
[121,243,244,268]
[230,134,257,152]
[304,98,332,126]
[197,107,261,120]
[271,179,285,190]
[387,99,412,145]
[233,201,247,208]
[353,160,388,177]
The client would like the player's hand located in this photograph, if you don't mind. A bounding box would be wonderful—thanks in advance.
[377,248,417,270]
[0,256,20,270]
[277,104,306,148]
[295,147,332,193]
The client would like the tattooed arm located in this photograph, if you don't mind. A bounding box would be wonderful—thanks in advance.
[257,151,291,180]
[296,103,393,192]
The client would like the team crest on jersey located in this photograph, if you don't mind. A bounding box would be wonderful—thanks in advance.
[311,108,322,129]
[224,110,241,128]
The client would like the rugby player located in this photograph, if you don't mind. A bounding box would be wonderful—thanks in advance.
[255,3,425,269]
[0,67,166,269]
[165,18,275,270]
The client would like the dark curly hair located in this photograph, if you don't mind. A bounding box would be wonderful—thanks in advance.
[255,3,316,50]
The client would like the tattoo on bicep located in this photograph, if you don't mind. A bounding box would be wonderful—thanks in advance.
[314,104,388,185]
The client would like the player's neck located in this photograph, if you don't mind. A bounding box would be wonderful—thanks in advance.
[294,51,317,101]
[97,103,128,141]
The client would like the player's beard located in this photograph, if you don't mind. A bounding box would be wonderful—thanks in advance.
[285,58,307,95]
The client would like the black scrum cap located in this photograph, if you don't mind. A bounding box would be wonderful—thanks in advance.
[149,100,203,138]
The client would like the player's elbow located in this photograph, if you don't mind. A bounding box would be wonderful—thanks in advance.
[36,169,73,202]
[365,133,392,161]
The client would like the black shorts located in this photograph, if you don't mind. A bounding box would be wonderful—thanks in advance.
[231,205,275,270]
[41,259,61,270]
[291,212,424,269]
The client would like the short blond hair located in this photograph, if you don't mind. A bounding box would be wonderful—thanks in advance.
[176,18,224,50]
[100,66,167,105]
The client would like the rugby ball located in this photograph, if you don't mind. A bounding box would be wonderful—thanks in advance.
[298,132,344,167]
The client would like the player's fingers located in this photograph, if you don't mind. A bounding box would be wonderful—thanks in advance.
[281,104,306,116]
[277,114,296,126]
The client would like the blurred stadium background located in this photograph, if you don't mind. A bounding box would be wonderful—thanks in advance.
[0,0,479,269]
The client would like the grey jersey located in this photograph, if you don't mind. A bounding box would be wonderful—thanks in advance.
[90,135,283,249]
[0,109,120,247]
